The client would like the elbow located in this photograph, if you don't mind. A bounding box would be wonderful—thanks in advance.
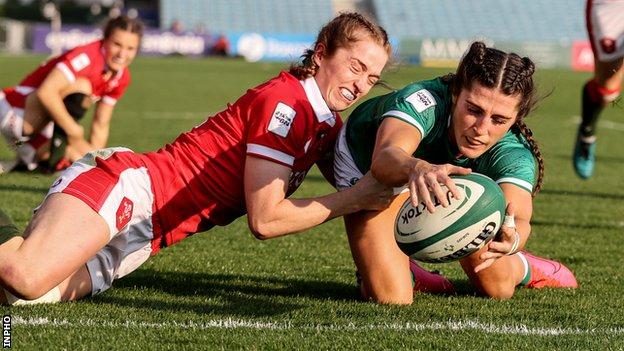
[370,158,384,182]
[247,216,276,240]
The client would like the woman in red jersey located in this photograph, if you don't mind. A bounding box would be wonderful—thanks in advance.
[0,12,393,304]
[0,16,143,173]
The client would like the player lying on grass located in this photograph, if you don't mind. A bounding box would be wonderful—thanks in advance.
[0,15,143,174]
[0,13,394,305]
[572,0,624,179]
[334,41,578,304]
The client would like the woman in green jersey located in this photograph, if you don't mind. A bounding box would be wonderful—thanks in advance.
[334,41,578,304]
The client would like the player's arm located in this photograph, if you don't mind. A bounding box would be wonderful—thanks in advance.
[372,117,470,211]
[244,156,393,240]
[475,183,533,272]
[89,102,114,149]
[36,68,85,141]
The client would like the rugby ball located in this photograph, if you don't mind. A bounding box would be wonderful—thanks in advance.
[394,173,505,263]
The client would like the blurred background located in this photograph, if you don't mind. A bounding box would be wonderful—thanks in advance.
[0,0,594,71]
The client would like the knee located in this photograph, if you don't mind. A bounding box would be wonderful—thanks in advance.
[1,261,50,300]
[476,280,516,300]
[361,281,413,305]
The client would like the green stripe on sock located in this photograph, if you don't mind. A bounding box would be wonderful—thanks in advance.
[519,264,532,286]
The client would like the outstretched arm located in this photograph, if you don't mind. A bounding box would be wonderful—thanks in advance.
[371,118,470,212]
[244,156,393,240]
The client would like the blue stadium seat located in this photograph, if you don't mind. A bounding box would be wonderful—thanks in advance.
[160,0,334,34]
[372,0,587,42]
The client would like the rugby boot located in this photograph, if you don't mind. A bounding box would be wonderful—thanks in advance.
[573,133,596,179]
[520,251,578,289]
[410,259,455,294]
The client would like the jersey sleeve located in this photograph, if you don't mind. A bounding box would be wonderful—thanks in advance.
[380,87,439,139]
[101,71,131,106]
[245,92,307,168]
[479,135,537,193]
[55,44,98,84]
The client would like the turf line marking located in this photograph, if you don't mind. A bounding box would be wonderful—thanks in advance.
[571,116,624,132]
[12,316,624,336]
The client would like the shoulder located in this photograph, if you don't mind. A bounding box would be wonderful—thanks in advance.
[396,77,450,112]
[484,130,536,170]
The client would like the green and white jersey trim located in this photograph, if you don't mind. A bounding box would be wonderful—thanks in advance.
[382,110,425,137]
[496,177,533,193]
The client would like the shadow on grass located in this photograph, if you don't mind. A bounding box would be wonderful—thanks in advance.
[93,269,359,316]
[550,153,624,163]
[540,188,624,201]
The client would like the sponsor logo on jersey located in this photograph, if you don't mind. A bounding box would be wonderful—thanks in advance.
[288,169,308,192]
[116,197,134,230]
[70,53,91,72]
[51,177,63,188]
[268,102,296,137]
[406,89,437,113]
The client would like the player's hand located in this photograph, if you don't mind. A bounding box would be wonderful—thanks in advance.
[474,202,519,273]
[408,160,471,213]
[353,172,395,211]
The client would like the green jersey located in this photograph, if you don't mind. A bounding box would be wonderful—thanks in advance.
[345,77,536,193]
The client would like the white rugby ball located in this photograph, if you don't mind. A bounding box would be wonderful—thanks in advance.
[394,173,506,263]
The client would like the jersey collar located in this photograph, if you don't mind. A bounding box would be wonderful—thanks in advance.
[300,77,336,126]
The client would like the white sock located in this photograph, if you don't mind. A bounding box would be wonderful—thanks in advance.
[515,251,530,285]
[4,287,61,305]
[0,109,25,144]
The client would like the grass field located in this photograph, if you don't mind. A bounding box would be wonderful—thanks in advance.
[1,54,623,350]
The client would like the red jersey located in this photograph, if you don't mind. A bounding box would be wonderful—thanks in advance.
[2,39,130,108]
[141,71,343,249]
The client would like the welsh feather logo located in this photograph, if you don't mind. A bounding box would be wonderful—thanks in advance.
[268,102,296,137]
[116,197,134,230]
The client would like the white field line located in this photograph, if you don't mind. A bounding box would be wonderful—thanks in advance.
[571,116,624,132]
[11,316,624,336]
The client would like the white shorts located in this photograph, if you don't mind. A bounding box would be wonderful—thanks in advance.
[588,0,624,61]
[43,147,156,295]
[333,125,406,194]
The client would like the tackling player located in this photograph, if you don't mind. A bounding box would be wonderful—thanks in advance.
[334,42,578,304]
[573,0,624,179]
[0,13,394,305]
[0,15,143,173]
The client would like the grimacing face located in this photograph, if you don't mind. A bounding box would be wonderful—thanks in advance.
[103,29,140,73]
[450,82,521,159]
[312,35,388,112]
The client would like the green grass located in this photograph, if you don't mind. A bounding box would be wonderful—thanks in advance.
[1,54,623,350]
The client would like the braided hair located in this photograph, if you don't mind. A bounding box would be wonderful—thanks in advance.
[289,12,391,80]
[447,41,543,195]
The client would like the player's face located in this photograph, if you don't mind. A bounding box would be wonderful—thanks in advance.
[103,29,140,72]
[451,82,520,158]
[313,36,388,112]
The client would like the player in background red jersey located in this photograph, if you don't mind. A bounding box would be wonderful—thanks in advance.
[0,12,394,305]
[573,0,624,179]
[0,15,143,173]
